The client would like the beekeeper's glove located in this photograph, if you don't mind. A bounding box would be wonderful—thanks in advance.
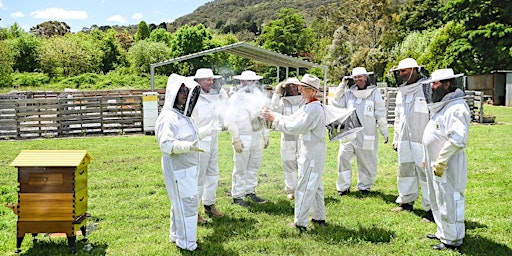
[232,137,244,153]
[172,140,205,154]
[433,162,447,177]
[263,136,269,149]
[433,141,460,177]
[334,77,349,102]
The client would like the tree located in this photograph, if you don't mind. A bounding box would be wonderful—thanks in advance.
[116,30,134,51]
[38,34,102,77]
[396,0,444,37]
[325,0,399,81]
[0,40,14,87]
[259,8,313,57]
[0,22,25,40]
[89,29,129,73]
[128,40,171,74]
[168,24,221,76]
[134,21,150,42]
[441,0,512,74]
[5,32,42,72]
[30,21,71,37]
[148,28,172,45]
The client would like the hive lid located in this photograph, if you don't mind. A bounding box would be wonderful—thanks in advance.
[10,150,93,168]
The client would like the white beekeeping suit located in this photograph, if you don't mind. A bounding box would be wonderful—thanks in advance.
[225,70,269,207]
[332,67,388,195]
[270,77,305,199]
[423,69,469,250]
[191,68,228,220]
[155,74,202,252]
[391,58,432,216]
[262,74,328,230]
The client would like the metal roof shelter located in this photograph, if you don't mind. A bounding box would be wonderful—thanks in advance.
[150,42,328,99]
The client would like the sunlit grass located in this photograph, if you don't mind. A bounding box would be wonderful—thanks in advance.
[0,105,511,255]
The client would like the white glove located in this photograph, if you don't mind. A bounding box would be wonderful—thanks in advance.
[172,140,205,154]
[232,138,244,153]
[263,136,269,149]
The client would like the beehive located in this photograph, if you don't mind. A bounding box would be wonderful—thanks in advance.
[8,150,93,254]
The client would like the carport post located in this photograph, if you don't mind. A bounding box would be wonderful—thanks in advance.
[150,65,155,92]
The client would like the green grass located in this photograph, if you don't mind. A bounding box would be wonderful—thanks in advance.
[1,105,511,255]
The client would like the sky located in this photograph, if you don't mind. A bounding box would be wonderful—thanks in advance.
[0,0,213,32]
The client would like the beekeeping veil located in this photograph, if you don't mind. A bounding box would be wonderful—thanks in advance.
[324,105,362,143]
[163,74,200,117]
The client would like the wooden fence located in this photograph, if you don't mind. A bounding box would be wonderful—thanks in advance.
[382,88,484,124]
[0,88,487,140]
[0,95,143,140]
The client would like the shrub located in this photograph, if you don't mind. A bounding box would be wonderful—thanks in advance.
[11,72,50,87]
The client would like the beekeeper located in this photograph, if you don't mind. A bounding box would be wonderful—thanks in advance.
[270,77,305,200]
[155,74,202,252]
[422,68,469,250]
[390,58,433,222]
[192,68,228,222]
[225,70,269,207]
[332,67,388,196]
[261,74,327,231]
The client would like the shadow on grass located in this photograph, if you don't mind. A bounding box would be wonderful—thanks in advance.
[192,215,258,256]
[452,234,511,255]
[307,222,395,244]
[15,236,107,256]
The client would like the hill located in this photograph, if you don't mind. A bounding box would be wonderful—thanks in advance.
[168,0,341,34]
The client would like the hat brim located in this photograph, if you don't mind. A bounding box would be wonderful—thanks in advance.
[283,79,301,85]
[233,75,263,80]
[424,73,463,84]
[298,82,320,91]
[349,72,374,78]
[195,75,222,79]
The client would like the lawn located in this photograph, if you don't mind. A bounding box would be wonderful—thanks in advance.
[1,105,511,256]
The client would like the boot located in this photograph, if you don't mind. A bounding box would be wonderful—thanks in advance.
[204,204,224,217]
[197,214,207,224]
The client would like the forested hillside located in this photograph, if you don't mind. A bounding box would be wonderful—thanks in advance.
[0,0,510,91]
[169,0,341,34]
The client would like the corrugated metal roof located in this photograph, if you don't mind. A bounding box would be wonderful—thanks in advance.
[10,150,93,168]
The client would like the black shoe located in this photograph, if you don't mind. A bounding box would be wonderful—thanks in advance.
[426,234,438,240]
[233,198,249,208]
[360,189,370,195]
[337,189,350,196]
[391,203,413,212]
[176,244,201,252]
[311,219,327,226]
[422,210,435,222]
[246,193,266,203]
[433,242,459,250]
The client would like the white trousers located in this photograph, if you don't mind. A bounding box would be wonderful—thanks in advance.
[336,141,378,192]
[163,166,199,251]
[198,135,220,206]
[396,140,430,210]
[294,158,325,227]
[231,134,263,199]
[281,134,300,194]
